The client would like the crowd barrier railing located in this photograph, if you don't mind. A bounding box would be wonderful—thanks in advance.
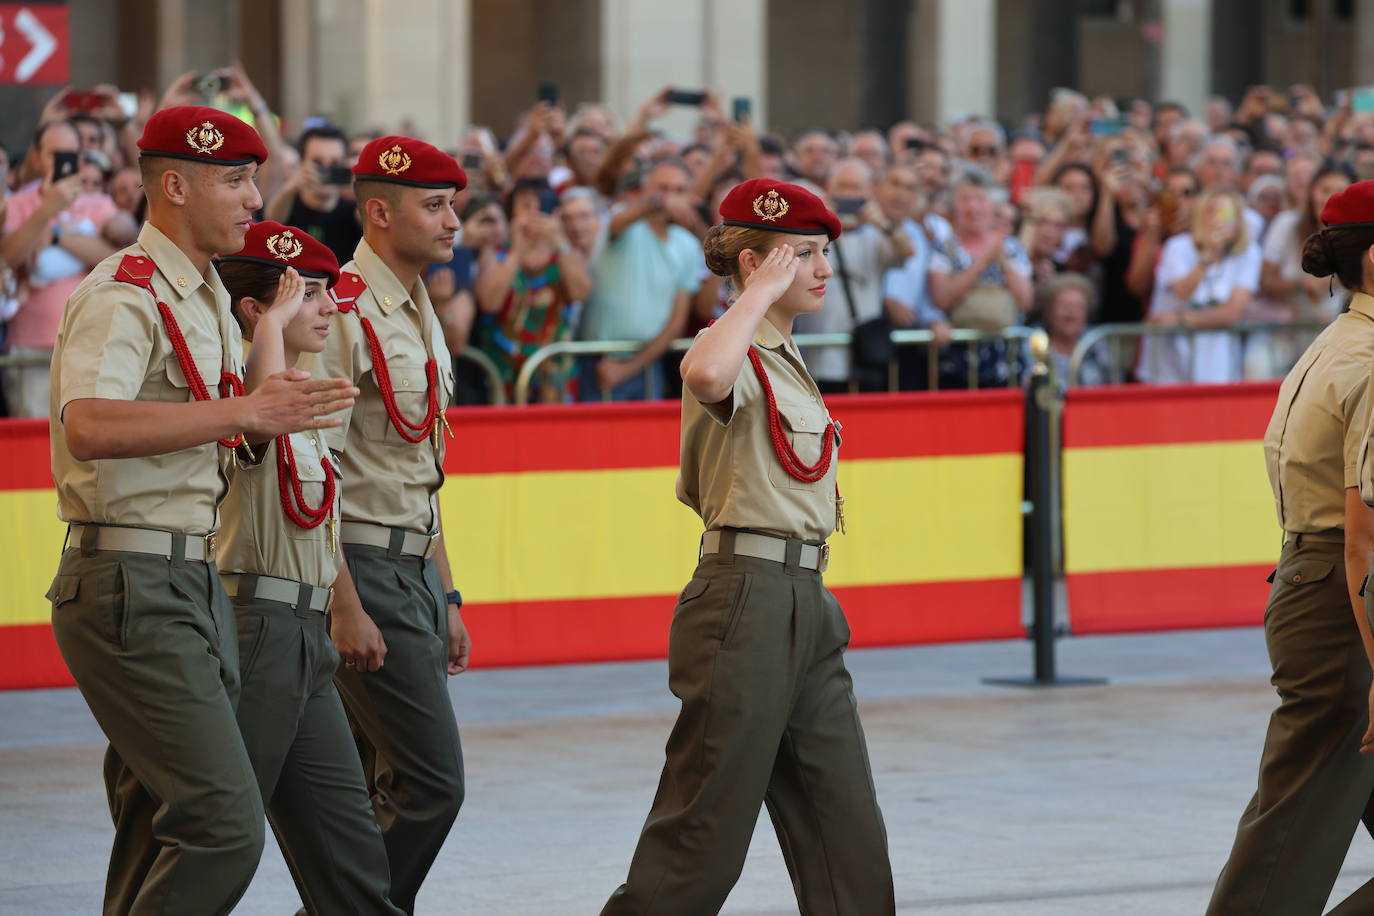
[0,348,510,406]
[1067,320,1331,386]
[513,327,1038,404]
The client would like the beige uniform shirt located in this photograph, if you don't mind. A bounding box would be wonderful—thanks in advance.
[217,432,342,589]
[677,319,840,541]
[317,240,453,533]
[1265,292,1374,532]
[50,223,242,536]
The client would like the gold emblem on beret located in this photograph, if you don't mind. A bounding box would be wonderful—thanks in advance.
[266,230,304,261]
[379,144,413,176]
[185,121,226,156]
[753,189,790,222]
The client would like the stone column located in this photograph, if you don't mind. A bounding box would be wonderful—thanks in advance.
[910,0,997,126]
[1160,0,1212,114]
[601,0,766,135]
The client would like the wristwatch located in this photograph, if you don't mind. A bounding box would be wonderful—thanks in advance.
[445,588,462,609]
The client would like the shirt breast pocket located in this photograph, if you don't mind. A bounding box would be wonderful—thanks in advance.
[766,401,829,491]
[362,360,431,446]
[163,352,222,403]
[284,442,334,541]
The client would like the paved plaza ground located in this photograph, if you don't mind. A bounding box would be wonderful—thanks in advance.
[3,627,1372,914]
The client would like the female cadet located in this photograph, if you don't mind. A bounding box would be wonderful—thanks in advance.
[600,179,895,916]
[215,222,404,916]
[1207,182,1374,916]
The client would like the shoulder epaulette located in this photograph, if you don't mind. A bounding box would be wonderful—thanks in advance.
[111,254,157,293]
[331,271,368,313]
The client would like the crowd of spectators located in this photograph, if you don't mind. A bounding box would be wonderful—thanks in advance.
[1,69,1368,412]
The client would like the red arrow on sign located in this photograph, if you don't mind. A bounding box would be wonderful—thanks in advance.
[0,3,68,86]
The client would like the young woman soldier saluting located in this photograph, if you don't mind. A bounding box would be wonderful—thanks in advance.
[599,179,896,916]
[214,221,404,916]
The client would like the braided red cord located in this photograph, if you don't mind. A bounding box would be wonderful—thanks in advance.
[275,434,335,529]
[358,313,439,441]
[746,347,834,482]
[157,301,245,448]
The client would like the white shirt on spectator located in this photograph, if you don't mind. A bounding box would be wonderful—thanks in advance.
[1261,209,1344,321]
[1139,233,1262,384]
[883,213,952,329]
[1054,226,1089,265]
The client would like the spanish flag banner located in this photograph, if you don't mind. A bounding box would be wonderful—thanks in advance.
[0,391,1027,689]
[1062,383,1281,634]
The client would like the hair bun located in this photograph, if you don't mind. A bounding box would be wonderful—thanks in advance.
[701,225,738,279]
[1300,230,1337,278]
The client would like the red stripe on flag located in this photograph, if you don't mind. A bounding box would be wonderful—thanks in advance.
[1066,564,1272,635]
[0,623,72,690]
[461,577,1025,667]
[0,577,1023,689]
[444,390,1025,476]
[0,419,53,491]
[1063,382,1279,449]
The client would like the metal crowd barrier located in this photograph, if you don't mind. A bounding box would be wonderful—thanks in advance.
[0,348,509,407]
[1067,321,1332,387]
[512,327,1038,405]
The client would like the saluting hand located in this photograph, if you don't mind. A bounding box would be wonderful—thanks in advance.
[262,267,306,327]
[742,244,799,305]
[242,368,358,438]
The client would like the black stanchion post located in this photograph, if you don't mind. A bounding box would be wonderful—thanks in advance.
[985,331,1104,688]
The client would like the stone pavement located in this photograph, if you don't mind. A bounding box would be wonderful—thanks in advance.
[3,627,1373,914]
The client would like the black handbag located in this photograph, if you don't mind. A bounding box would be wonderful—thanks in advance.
[833,238,893,373]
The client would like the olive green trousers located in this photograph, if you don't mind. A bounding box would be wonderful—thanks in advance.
[334,542,464,915]
[602,531,895,916]
[230,585,404,916]
[49,544,264,915]
[1208,536,1374,915]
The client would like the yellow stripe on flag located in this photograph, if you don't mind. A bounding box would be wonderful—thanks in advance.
[443,453,1024,603]
[1063,441,1278,574]
[0,453,1024,625]
[0,490,66,626]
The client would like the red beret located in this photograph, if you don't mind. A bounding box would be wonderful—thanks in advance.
[352,135,467,190]
[1320,179,1374,227]
[137,105,268,166]
[218,221,341,288]
[719,178,841,240]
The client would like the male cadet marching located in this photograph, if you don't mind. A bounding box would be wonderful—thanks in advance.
[46,106,356,914]
[318,135,468,913]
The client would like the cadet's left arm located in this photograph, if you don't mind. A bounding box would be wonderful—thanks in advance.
[433,503,471,675]
[1342,487,1374,754]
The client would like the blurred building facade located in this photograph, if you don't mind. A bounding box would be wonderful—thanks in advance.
[37,0,1374,146]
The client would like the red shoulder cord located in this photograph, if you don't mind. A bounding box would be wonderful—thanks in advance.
[705,319,846,532]
[332,272,443,444]
[746,348,835,481]
[113,255,245,448]
[275,435,335,530]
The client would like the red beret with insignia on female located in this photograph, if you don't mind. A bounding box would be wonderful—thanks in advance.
[217,221,341,288]
[719,177,842,240]
[137,105,268,166]
[352,135,468,190]
[1320,179,1374,228]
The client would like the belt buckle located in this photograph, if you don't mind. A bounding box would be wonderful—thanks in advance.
[205,533,218,563]
[423,534,439,559]
[818,543,830,573]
